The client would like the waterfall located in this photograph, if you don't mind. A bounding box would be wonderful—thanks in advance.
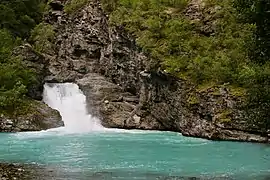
[43,83,104,133]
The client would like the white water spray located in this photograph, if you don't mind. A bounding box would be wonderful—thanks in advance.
[43,83,104,133]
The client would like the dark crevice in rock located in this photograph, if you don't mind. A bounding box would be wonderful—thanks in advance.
[49,1,64,11]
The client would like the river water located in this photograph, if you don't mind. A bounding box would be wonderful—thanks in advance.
[0,83,269,179]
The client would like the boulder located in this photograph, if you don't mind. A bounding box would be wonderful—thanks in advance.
[0,101,64,132]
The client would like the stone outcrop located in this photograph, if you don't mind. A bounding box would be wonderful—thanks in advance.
[43,0,269,143]
[0,100,64,132]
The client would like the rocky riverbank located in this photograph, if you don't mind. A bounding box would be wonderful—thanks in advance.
[0,163,68,180]
[0,164,27,180]
[1,163,270,180]
[40,0,269,143]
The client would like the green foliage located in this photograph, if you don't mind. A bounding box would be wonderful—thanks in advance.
[101,0,119,13]
[229,86,246,97]
[187,94,199,105]
[0,29,14,62]
[0,0,44,112]
[102,0,270,130]
[107,0,254,84]
[217,109,233,123]
[64,0,89,14]
[234,0,270,65]
[0,0,44,38]
[30,23,55,54]
[0,30,36,111]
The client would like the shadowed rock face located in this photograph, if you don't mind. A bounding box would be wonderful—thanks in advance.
[42,0,269,143]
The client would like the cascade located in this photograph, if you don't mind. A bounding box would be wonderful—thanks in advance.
[43,83,104,133]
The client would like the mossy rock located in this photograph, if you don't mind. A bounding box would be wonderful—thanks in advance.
[64,0,88,14]
[187,93,200,105]
[216,109,233,123]
[0,100,64,132]
[228,86,247,97]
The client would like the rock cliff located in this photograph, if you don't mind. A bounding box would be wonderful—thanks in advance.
[43,0,269,143]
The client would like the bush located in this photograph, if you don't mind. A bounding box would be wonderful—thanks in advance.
[0,0,44,38]
[107,0,254,84]
[29,23,55,54]
[0,30,36,111]
[0,0,44,113]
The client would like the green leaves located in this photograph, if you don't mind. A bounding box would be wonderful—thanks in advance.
[64,0,89,14]
[0,0,43,112]
[104,0,259,84]
[29,23,55,54]
[0,46,36,111]
[0,0,43,38]
[0,29,14,62]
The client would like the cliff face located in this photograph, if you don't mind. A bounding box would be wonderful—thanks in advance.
[44,0,269,143]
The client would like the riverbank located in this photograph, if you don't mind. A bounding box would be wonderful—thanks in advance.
[0,163,31,180]
[1,162,269,180]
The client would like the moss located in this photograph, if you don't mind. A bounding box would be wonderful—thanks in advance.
[64,0,88,14]
[217,109,233,123]
[229,86,247,97]
[187,93,200,105]
[210,88,221,96]
[219,118,232,123]
[196,82,216,93]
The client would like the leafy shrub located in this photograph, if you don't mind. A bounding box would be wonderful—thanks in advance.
[0,0,44,38]
[29,23,55,54]
[0,0,45,113]
[0,30,36,111]
[107,0,254,84]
